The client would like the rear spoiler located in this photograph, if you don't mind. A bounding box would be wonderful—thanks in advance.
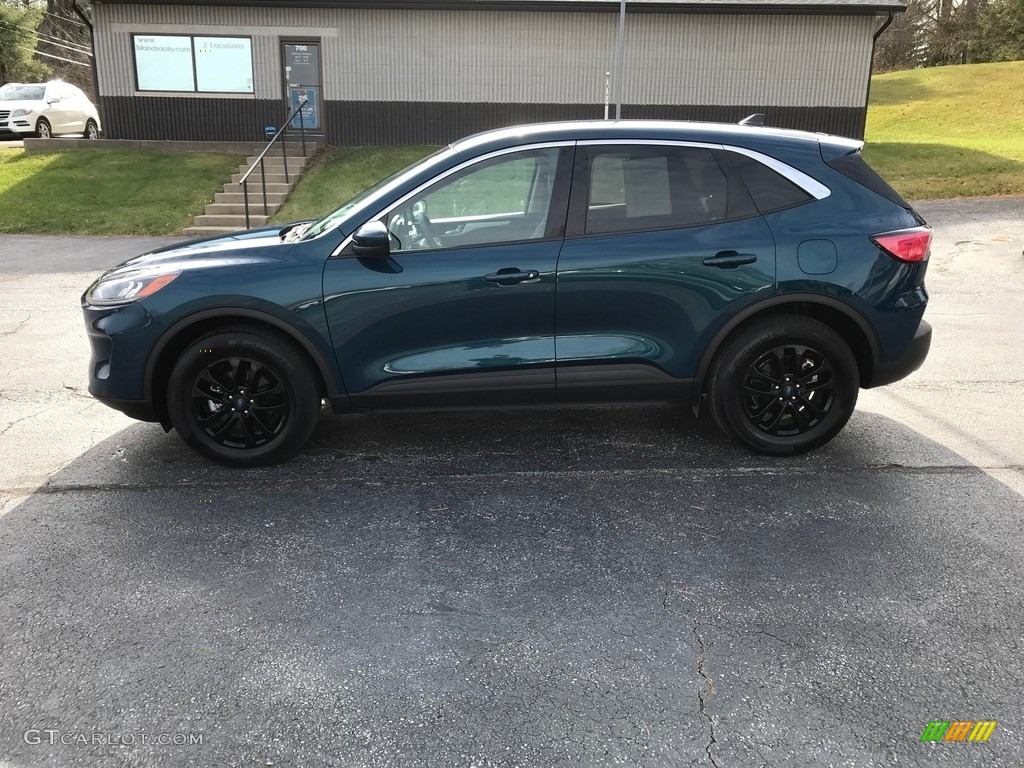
[819,135,864,163]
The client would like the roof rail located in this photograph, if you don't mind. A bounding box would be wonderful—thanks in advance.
[739,113,766,126]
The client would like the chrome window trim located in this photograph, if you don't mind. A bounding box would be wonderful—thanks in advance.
[576,138,723,151]
[577,138,831,201]
[723,146,831,201]
[330,141,575,257]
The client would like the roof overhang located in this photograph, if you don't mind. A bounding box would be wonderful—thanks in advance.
[94,0,908,15]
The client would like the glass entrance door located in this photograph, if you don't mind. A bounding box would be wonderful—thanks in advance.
[282,41,322,131]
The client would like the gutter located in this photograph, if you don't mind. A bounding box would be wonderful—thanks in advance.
[861,11,896,139]
[873,10,895,41]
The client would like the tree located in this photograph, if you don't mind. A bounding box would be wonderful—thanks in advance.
[0,1,50,84]
[974,0,1024,61]
[875,0,933,71]
[36,0,93,93]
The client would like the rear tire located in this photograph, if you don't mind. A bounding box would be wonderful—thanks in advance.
[84,119,98,139]
[166,327,321,467]
[36,119,51,139]
[708,315,859,455]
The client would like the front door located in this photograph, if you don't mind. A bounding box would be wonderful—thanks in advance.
[281,41,321,132]
[44,84,74,134]
[322,145,574,409]
[555,143,776,401]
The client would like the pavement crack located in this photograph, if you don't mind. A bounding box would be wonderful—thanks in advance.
[693,619,721,768]
[757,628,795,648]
[0,407,47,437]
[0,317,30,338]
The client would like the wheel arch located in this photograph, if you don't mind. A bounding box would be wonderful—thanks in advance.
[144,308,343,425]
[693,294,880,411]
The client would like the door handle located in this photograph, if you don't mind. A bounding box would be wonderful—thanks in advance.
[702,251,757,269]
[484,268,541,285]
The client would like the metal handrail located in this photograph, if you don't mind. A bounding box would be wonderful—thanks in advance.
[241,98,309,229]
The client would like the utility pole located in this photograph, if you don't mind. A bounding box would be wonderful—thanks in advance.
[614,0,626,120]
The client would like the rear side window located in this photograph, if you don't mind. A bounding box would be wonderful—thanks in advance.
[729,153,813,213]
[584,146,750,235]
[826,151,911,209]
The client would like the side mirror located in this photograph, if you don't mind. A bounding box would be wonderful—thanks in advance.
[351,221,390,258]
[47,96,61,104]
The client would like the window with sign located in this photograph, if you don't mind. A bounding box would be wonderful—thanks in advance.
[133,34,254,94]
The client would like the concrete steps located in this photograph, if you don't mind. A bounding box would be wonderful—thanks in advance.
[245,155,309,169]
[203,202,282,216]
[184,139,323,236]
[215,191,289,205]
[222,182,293,195]
[230,172,294,185]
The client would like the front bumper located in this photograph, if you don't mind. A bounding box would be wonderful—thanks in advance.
[868,319,932,388]
[92,395,160,422]
[0,120,36,137]
[82,295,163,421]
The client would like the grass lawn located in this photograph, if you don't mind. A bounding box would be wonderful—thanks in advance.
[864,61,1024,199]
[0,148,241,235]
[272,145,438,224]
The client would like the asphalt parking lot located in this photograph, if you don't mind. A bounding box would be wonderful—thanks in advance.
[1,198,1023,767]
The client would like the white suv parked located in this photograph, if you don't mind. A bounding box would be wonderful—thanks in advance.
[0,81,101,139]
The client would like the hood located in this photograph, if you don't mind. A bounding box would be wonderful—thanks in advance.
[0,99,43,111]
[103,225,300,280]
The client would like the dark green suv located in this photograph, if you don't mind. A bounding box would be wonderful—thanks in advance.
[82,120,931,465]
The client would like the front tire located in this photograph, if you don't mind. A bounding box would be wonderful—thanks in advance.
[166,327,321,467]
[36,118,52,139]
[708,316,859,455]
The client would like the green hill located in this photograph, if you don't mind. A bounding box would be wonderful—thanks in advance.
[865,61,1024,199]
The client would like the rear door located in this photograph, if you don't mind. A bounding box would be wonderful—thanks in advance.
[66,86,90,132]
[555,142,776,401]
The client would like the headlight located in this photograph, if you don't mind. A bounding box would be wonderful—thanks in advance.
[87,271,180,305]
[11,108,32,117]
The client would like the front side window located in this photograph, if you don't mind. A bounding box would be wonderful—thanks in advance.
[585,146,734,235]
[385,148,562,253]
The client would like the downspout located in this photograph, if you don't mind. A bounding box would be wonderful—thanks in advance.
[73,0,102,132]
[860,11,895,139]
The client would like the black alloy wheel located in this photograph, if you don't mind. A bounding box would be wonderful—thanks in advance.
[167,327,321,466]
[742,343,835,436]
[191,356,290,449]
[708,315,859,455]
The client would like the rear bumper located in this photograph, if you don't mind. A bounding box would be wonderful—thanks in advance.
[868,319,931,387]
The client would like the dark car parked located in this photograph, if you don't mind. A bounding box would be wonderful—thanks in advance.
[82,120,931,466]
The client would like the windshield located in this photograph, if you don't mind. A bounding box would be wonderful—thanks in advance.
[0,84,45,101]
[300,146,452,241]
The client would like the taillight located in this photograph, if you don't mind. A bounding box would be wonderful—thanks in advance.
[871,227,932,263]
